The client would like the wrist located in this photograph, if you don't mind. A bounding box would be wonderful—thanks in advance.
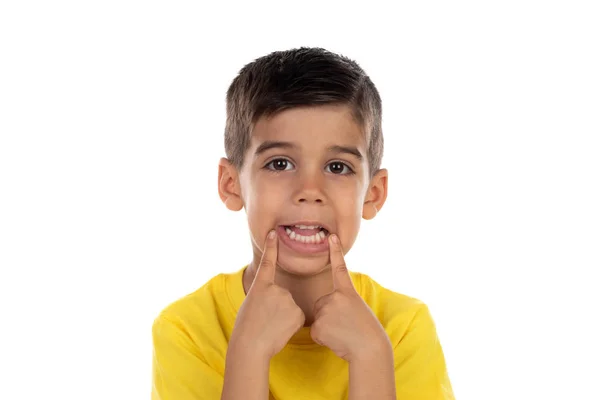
[228,335,272,362]
[222,337,271,400]
[349,336,393,364]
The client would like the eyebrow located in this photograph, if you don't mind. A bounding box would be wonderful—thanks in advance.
[254,140,363,160]
[328,145,363,161]
[254,141,297,157]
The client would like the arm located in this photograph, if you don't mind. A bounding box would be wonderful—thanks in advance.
[393,304,455,400]
[151,316,224,400]
[220,338,271,400]
[348,339,397,400]
[152,317,273,400]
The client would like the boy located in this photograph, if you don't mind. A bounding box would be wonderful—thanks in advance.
[151,47,454,399]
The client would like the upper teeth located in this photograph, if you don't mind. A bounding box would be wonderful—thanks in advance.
[293,224,322,229]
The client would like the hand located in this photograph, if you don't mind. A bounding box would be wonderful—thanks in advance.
[229,230,306,360]
[310,234,391,362]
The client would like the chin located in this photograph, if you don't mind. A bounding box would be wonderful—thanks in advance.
[276,252,331,277]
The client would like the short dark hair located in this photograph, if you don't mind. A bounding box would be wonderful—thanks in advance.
[224,47,383,177]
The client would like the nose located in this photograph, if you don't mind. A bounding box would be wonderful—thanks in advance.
[294,170,326,204]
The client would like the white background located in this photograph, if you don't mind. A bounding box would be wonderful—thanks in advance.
[1,1,599,399]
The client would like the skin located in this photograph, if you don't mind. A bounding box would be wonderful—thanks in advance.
[221,230,396,400]
[217,104,388,327]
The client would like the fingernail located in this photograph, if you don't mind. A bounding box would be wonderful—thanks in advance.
[331,234,339,244]
[268,230,276,239]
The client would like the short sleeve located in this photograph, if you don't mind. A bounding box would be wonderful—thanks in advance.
[394,304,455,399]
[151,316,224,400]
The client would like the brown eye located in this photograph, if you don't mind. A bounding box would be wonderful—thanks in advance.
[266,158,293,171]
[328,161,352,174]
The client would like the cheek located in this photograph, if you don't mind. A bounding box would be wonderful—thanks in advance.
[335,184,364,214]
[337,183,366,232]
[251,178,285,203]
[333,189,363,238]
[245,177,286,222]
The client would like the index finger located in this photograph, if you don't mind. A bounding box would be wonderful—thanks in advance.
[254,229,279,286]
[329,234,354,292]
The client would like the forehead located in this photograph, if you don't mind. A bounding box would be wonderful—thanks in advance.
[250,104,367,151]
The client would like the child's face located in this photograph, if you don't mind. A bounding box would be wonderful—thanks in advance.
[224,104,387,276]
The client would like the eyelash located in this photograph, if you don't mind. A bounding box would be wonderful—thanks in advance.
[264,158,355,175]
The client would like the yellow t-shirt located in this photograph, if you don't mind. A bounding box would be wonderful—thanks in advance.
[151,266,455,399]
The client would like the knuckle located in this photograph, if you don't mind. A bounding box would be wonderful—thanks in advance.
[273,285,285,294]
[335,264,348,272]
[274,285,291,299]
[267,284,281,295]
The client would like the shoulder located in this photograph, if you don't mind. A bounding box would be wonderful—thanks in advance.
[353,270,425,313]
[152,269,237,339]
[353,271,437,344]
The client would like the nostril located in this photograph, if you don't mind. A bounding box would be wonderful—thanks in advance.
[296,198,323,203]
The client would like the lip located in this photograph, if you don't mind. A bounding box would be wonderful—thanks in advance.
[276,225,330,255]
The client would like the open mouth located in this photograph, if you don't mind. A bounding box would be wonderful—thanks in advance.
[281,224,330,244]
[275,220,333,255]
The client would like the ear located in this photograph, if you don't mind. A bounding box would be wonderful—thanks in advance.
[362,168,388,220]
[218,158,244,211]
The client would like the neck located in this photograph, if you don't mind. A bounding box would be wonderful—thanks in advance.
[243,258,334,327]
